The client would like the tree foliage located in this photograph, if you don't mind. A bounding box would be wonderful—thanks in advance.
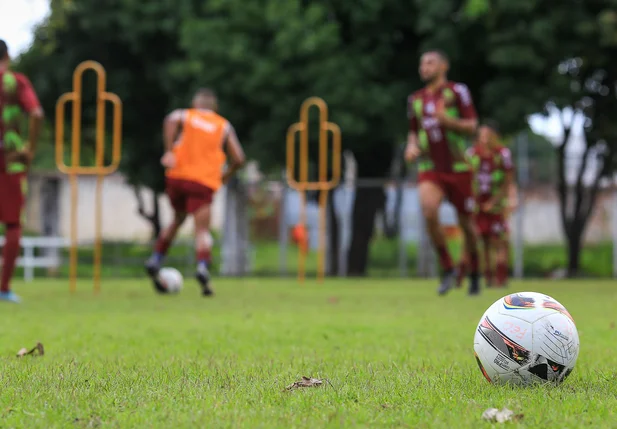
[465,0,617,275]
[16,0,617,274]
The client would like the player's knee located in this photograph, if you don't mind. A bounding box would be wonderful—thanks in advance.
[193,205,211,225]
[421,202,439,220]
[174,212,188,225]
[194,228,213,250]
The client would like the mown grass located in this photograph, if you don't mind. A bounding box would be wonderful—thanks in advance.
[1,278,616,428]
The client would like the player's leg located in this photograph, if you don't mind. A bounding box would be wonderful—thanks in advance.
[456,217,480,288]
[418,176,454,295]
[0,173,25,303]
[191,200,214,296]
[474,214,493,287]
[0,222,22,303]
[448,172,480,295]
[145,210,187,274]
[456,249,468,288]
[179,181,216,296]
[483,235,493,287]
[504,214,512,282]
[145,178,188,293]
[457,213,480,294]
[495,220,510,287]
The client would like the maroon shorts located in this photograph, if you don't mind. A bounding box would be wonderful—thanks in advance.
[475,212,508,238]
[0,172,26,224]
[166,178,214,214]
[418,171,474,215]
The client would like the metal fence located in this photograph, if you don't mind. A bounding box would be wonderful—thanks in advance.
[6,132,617,281]
[8,178,617,281]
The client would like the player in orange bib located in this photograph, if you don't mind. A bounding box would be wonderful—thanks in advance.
[145,88,245,296]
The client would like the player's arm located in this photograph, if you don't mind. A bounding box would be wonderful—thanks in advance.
[495,169,514,206]
[404,96,422,162]
[18,75,44,162]
[163,109,185,152]
[438,83,478,136]
[160,109,185,168]
[26,109,44,160]
[222,124,246,183]
[507,182,519,214]
[490,148,514,208]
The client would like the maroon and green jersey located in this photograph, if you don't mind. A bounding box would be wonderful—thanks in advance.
[0,69,41,174]
[467,144,514,214]
[407,81,477,173]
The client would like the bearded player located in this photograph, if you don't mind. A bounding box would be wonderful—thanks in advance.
[0,40,44,303]
[145,88,245,296]
[405,50,481,295]
[466,121,514,287]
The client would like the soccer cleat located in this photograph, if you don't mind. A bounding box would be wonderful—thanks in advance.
[144,257,166,294]
[468,273,481,296]
[196,264,214,297]
[0,291,22,303]
[437,269,456,296]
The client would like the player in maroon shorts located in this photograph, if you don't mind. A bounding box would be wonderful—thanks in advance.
[144,89,245,296]
[466,121,514,287]
[405,50,481,296]
[0,40,44,303]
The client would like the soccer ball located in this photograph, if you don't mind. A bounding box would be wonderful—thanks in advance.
[473,292,579,386]
[158,267,184,294]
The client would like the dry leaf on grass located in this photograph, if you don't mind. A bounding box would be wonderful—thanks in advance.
[285,376,325,391]
[16,342,44,358]
[481,408,523,423]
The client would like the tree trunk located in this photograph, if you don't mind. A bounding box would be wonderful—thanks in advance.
[566,223,583,277]
[327,189,339,276]
[151,191,162,240]
[134,185,162,241]
[346,187,386,276]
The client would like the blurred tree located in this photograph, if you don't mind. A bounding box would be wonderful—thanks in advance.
[18,0,186,239]
[17,0,423,273]
[464,0,617,276]
[19,0,616,276]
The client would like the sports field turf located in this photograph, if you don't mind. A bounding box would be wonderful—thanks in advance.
[2,278,616,428]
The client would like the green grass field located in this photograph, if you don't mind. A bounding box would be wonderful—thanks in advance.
[2,278,616,428]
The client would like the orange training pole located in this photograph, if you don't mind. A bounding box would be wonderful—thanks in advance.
[286,97,341,283]
[55,61,123,293]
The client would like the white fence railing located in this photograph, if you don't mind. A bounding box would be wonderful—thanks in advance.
[0,236,68,282]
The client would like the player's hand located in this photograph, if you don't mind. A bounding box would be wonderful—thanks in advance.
[161,151,176,168]
[404,143,421,162]
[435,99,445,119]
[6,148,34,168]
[435,99,451,128]
[482,200,495,212]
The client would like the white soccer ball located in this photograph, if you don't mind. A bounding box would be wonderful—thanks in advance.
[473,292,579,386]
[158,267,184,294]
